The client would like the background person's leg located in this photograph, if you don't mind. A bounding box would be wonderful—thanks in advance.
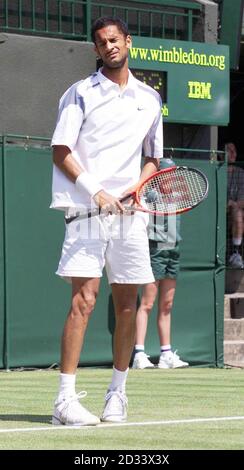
[132,282,158,369]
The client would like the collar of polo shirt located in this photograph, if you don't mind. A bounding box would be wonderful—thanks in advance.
[95,68,137,96]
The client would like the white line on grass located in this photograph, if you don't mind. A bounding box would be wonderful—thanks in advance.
[0,415,244,433]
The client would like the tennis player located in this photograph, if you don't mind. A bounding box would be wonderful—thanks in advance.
[50,16,163,425]
[132,158,189,370]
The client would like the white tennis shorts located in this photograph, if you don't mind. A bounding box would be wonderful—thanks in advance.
[56,211,154,284]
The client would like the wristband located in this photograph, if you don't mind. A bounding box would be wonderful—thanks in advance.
[75,172,103,198]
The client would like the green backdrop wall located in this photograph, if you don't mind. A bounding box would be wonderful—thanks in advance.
[0,138,226,368]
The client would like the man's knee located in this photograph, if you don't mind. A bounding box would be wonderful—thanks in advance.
[71,291,97,318]
[141,299,155,314]
[162,299,173,314]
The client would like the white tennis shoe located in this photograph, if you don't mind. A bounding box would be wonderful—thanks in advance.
[101,390,128,423]
[132,352,155,369]
[52,391,100,426]
[158,351,189,369]
[228,252,244,268]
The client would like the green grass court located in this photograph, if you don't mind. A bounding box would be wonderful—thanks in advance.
[0,367,243,450]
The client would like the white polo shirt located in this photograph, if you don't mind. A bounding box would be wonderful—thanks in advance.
[51,69,163,210]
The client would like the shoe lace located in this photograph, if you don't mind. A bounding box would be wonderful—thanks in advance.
[229,254,243,268]
[171,350,180,360]
[105,390,128,409]
[230,252,242,262]
[137,352,151,360]
[141,352,151,360]
[76,391,87,401]
[61,390,87,405]
[144,355,154,365]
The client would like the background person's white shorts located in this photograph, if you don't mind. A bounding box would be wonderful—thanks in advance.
[56,211,154,284]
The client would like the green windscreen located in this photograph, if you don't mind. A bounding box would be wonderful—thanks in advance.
[0,140,226,368]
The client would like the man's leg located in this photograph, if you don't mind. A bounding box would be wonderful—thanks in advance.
[52,277,101,426]
[132,282,158,369]
[101,283,138,422]
[228,207,244,267]
[231,206,243,242]
[61,277,100,373]
[101,212,155,421]
[111,283,138,369]
[158,278,188,369]
[157,278,176,347]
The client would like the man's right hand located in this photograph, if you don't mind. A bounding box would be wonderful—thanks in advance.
[93,190,125,215]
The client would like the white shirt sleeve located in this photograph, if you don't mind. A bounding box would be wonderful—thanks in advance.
[51,83,84,152]
[143,95,163,158]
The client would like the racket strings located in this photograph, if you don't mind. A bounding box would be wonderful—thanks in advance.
[139,168,207,214]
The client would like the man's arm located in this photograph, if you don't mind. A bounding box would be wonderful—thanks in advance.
[120,157,160,205]
[139,156,160,183]
[53,145,82,182]
[53,145,124,212]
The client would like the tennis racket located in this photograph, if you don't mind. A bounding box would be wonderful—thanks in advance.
[65,166,208,224]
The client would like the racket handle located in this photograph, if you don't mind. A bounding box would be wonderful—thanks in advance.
[65,193,134,224]
[65,207,100,224]
[119,192,134,203]
[122,205,144,213]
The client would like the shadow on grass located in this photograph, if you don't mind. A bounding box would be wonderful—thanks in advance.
[0,415,51,424]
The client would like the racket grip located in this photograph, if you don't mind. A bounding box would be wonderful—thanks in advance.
[119,192,134,203]
[65,207,100,224]
[65,193,135,224]
[123,205,144,213]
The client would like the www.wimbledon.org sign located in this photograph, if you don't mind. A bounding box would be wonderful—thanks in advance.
[129,37,229,125]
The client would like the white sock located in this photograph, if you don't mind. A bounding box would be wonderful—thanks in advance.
[135,344,145,353]
[109,366,129,393]
[161,345,171,355]
[233,238,242,246]
[58,373,76,399]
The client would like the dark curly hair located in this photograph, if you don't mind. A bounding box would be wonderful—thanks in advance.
[91,17,129,43]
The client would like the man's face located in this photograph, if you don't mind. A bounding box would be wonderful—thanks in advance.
[94,25,132,69]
